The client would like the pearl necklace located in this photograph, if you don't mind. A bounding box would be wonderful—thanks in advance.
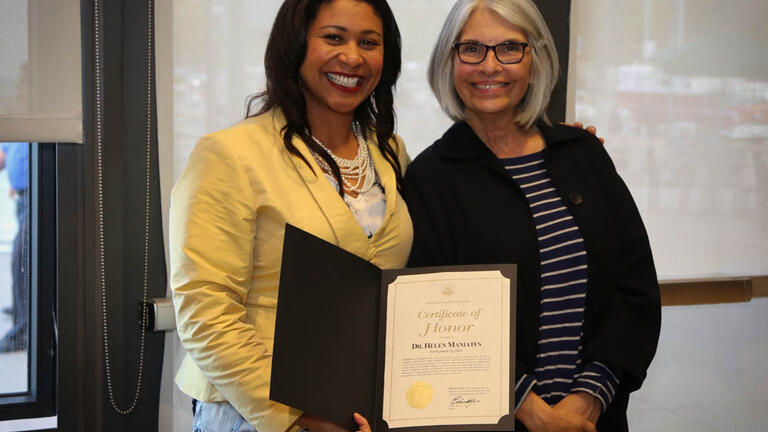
[310,122,376,194]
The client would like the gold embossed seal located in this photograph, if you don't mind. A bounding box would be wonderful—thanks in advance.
[406,381,434,409]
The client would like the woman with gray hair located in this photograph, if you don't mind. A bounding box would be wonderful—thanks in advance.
[406,1,661,431]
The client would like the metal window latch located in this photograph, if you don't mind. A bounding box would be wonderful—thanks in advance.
[143,297,176,332]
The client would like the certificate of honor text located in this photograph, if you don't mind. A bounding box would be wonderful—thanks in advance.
[382,271,511,428]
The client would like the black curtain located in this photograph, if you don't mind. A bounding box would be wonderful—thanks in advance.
[534,0,571,123]
[75,0,167,430]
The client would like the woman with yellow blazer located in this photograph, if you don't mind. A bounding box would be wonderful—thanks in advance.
[170,1,411,431]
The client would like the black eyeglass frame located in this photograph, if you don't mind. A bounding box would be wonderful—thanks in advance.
[453,41,529,65]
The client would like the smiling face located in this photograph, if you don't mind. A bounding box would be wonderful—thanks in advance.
[453,7,532,121]
[300,0,384,121]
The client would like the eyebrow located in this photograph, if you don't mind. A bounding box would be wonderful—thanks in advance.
[319,25,382,38]
[459,38,527,44]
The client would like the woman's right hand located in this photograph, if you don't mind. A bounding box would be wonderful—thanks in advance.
[516,392,597,432]
[560,121,605,144]
[294,412,373,432]
[294,413,347,432]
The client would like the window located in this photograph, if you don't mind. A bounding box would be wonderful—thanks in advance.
[569,1,768,430]
[568,0,768,278]
[0,0,80,425]
[0,142,56,422]
[0,142,30,388]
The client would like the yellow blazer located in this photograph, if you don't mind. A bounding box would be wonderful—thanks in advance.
[170,109,413,432]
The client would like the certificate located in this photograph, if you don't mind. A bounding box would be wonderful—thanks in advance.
[271,224,517,432]
[382,271,511,428]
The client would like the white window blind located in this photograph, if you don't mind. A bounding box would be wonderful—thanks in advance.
[0,0,82,143]
[567,0,768,279]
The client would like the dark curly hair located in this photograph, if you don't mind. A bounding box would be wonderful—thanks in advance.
[247,0,403,196]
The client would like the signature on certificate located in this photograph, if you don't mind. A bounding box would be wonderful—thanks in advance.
[449,395,480,408]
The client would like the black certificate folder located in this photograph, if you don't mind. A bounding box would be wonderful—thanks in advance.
[272,224,517,432]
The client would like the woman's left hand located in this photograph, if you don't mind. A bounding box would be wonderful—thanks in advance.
[353,412,372,432]
[561,121,604,144]
[553,393,601,424]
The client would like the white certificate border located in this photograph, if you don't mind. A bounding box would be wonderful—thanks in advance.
[382,271,511,427]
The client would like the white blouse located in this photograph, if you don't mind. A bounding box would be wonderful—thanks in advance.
[322,171,386,238]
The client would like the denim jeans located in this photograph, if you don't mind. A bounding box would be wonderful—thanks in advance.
[193,400,257,432]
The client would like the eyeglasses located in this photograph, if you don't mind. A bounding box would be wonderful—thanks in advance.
[453,41,529,65]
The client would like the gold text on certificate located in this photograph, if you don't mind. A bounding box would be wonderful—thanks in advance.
[416,308,483,337]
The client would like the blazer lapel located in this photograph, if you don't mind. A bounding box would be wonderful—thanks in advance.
[367,132,397,242]
[274,113,372,259]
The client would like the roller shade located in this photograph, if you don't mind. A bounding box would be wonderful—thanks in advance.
[0,0,82,143]
[567,0,768,278]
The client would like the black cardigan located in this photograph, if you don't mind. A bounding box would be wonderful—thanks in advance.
[405,121,661,432]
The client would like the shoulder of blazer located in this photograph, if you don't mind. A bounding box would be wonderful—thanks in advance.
[406,122,491,188]
[196,108,288,156]
[541,123,618,186]
[429,121,493,161]
[390,133,411,174]
[538,122,593,146]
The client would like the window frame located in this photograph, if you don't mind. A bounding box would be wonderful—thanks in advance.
[0,142,57,421]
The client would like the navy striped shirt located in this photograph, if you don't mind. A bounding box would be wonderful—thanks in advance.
[502,151,621,412]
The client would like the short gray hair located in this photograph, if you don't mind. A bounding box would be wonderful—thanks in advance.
[428,0,559,128]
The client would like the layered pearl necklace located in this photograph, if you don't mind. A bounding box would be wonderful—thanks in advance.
[310,122,376,195]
